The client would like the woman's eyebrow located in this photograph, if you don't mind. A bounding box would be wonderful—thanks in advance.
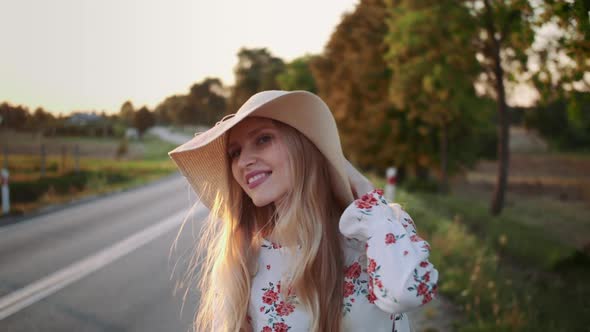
[227,126,270,149]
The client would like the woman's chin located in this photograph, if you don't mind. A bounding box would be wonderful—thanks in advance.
[251,197,274,207]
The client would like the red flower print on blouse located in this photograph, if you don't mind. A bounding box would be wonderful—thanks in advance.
[275,301,295,316]
[345,262,362,279]
[266,264,271,270]
[262,327,272,332]
[420,261,429,268]
[422,291,433,304]
[367,258,377,274]
[410,234,422,242]
[375,278,383,289]
[423,271,431,282]
[367,291,377,303]
[343,281,355,297]
[417,282,429,296]
[273,322,289,332]
[262,289,279,305]
[385,233,396,245]
[355,192,380,209]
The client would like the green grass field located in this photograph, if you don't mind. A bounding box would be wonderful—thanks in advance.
[1,134,178,217]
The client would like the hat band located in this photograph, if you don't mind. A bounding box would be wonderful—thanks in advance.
[194,113,237,137]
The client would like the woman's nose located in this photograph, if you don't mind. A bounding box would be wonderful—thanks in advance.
[237,148,256,169]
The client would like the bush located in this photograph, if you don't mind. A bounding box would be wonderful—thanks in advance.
[525,92,590,151]
[8,171,99,203]
[402,176,440,193]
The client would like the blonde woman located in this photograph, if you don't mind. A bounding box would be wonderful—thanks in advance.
[169,90,438,332]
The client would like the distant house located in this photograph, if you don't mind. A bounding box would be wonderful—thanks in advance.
[66,113,104,126]
[59,112,114,137]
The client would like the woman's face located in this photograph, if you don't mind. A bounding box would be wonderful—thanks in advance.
[227,117,292,207]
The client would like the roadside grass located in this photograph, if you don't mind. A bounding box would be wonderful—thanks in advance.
[1,134,178,217]
[368,174,590,331]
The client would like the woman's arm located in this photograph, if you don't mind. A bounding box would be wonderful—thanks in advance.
[341,161,438,313]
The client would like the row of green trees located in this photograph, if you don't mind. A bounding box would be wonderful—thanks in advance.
[0,102,155,138]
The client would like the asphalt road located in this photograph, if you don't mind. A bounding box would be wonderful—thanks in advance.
[0,174,206,332]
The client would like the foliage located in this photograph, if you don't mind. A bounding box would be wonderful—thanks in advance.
[188,78,227,126]
[0,102,58,131]
[525,91,590,151]
[119,100,135,126]
[276,54,318,93]
[530,0,590,97]
[370,174,590,331]
[384,0,495,186]
[228,47,286,113]
[153,77,227,126]
[133,106,156,137]
[311,0,397,172]
[312,0,496,183]
[458,0,536,214]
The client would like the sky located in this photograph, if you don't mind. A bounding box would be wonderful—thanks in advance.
[0,0,359,115]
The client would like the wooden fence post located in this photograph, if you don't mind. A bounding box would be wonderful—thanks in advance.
[61,145,67,174]
[2,146,7,170]
[40,144,46,177]
[74,144,80,173]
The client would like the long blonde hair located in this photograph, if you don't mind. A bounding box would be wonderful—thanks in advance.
[184,119,347,331]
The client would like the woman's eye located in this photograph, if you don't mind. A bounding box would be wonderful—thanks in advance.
[228,149,240,159]
[257,134,272,145]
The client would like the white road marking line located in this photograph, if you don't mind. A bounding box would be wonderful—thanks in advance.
[0,210,187,320]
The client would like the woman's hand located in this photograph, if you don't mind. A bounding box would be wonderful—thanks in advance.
[344,158,375,199]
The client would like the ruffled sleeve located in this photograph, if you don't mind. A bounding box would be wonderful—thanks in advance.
[339,188,439,314]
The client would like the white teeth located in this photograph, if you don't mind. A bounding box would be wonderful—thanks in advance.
[248,172,269,184]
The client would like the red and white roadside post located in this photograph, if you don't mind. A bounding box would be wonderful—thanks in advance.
[1,168,9,214]
[385,167,397,202]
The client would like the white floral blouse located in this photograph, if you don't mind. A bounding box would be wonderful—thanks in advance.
[247,189,439,332]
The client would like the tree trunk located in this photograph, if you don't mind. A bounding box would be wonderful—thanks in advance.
[483,0,510,216]
[489,43,510,216]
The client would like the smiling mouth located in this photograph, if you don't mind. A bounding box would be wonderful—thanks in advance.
[247,172,271,188]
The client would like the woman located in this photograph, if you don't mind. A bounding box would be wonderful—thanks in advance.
[169,90,438,332]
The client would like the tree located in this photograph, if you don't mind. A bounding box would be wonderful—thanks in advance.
[531,0,589,97]
[462,0,534,215]
[276,54,318,93]
[188,77,227,126]
[311,0,397,173]
[155,95,187,125]
[384,0,485,193]
[133,106,155,138]
[119,101,135,126]
[229,48,285,113]
[0,102,30,129]
[32,107,55,128]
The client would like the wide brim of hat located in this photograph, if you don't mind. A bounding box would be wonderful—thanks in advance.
[168,90,354,210]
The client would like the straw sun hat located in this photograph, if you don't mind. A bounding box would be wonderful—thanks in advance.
[168,90,355,210]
